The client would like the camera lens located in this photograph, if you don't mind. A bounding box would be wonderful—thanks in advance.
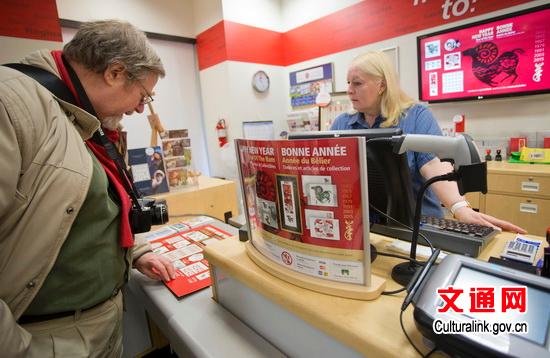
[152,200,169,225]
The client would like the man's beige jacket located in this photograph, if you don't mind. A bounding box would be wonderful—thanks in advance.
[0,50,149,356]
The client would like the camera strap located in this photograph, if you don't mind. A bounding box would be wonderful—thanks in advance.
[4,58,144,211]
[3,63,77,104]
[92,127,143,208]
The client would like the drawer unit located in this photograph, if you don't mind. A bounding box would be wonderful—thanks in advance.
[485,193,550,236]
[482,163,550,236]
[487,173,550,199]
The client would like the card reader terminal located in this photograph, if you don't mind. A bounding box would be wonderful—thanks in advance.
[412,255,550,357]
[501,236,542,265]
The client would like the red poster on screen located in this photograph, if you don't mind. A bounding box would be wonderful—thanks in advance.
[419,6,550,102]
[150,224,232,298]
[236,137,370,285]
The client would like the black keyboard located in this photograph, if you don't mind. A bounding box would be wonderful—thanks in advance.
[420,216,496,238]
[371,216,499,257]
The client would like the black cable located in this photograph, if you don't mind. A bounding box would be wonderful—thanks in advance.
[400,308,439,357]
[382,287,407,295]
[372,249,424,296]
[399,309,425,357]
[379,251,423,296]
[369,204,434,251]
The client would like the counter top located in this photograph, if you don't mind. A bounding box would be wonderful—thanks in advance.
[204,231,545,357]
[487,161,550,176]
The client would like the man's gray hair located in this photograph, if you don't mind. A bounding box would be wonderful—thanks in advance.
[64,20,165,80]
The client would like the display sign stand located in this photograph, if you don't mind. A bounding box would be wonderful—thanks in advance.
[236,137,386,301]
[246,242,386,300]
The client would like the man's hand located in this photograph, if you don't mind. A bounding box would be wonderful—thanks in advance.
[134,252,176,281]
[454,206,527,234]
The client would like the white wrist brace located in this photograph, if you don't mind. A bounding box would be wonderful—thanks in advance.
[450,200,471,217]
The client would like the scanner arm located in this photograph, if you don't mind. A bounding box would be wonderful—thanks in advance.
[388,134,487,287]
[391,133,483,170]
[390,133,487,196]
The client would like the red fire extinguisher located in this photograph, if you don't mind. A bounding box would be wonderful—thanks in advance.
[216,118,228,147]
[453,114,465,133]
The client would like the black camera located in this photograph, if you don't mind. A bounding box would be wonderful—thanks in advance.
[130,197,169,234]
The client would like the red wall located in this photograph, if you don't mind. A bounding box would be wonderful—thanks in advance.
[0,0,61,42]
[196,0,534,70]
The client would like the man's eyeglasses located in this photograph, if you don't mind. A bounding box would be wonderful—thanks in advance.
[127,73,154,105]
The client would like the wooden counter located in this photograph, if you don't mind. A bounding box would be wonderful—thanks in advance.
[152,176,239,222]
[204,232,546,357]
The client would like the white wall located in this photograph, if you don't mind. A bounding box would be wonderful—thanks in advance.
[222,0,282,32]
[0,36,62,63]
[280,0,362,32]
[192,0,223,35]
[197,0,287,181]
[197,62,231,178]
[216,0,363,33]
[56,0,196,37]
[283,0,550,142]
[199,61,287,179]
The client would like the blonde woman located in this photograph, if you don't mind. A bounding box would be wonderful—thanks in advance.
[331,51,525,233]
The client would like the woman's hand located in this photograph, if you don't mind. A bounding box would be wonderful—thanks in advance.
[453,206,527,234]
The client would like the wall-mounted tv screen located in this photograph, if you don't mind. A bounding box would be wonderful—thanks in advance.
[417,4,549,103]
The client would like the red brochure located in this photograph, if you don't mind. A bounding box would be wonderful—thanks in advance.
[150,224,232,298]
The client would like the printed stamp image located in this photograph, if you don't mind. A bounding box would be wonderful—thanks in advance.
[307,183,338,207]
[301,175,332,194]
[304,209,334,229]
[310,217,340,241]
[276,174,302,234]
[257,197,278,229]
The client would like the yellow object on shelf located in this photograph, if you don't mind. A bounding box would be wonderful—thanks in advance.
[519,147,550,164]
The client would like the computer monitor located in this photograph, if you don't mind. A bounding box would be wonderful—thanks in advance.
[288,128,415,230]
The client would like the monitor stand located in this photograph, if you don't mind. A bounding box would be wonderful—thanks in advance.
[370,244,378,263]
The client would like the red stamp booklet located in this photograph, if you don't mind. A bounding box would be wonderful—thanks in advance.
[150,224,232,298]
